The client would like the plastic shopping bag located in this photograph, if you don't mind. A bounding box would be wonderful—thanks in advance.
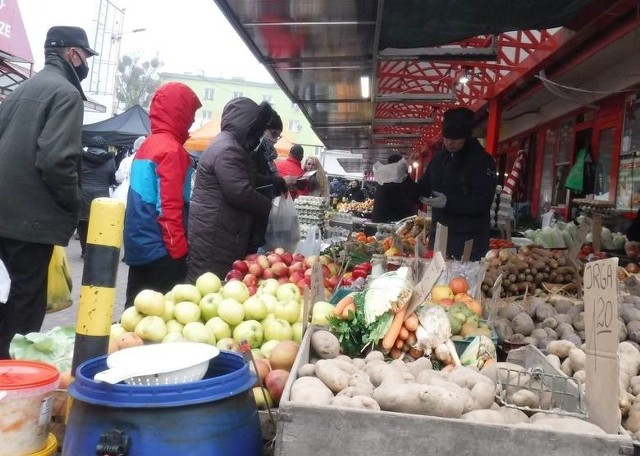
[0,259,9,304]
[265,193,300,253]
[296,225,322,257]
[46,246,73,313]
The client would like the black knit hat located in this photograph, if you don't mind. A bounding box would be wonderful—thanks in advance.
[442,107,474,139]
[266,112,283,132]
[87,136,106,147]
[44,26,98,56]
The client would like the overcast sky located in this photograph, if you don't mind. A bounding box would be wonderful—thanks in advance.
[16,0,273,82]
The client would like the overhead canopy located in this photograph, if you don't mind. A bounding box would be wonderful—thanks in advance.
[185,118,296,157]
[82,105,151,147]
[213,0,625,169]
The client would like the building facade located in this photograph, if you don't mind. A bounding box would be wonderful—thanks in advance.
[159,72,324,153]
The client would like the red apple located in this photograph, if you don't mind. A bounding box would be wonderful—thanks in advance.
[248,285,257,296]
[292,253,305,262]
[232,260,249,274]
[243,273,258,288]
[267,253,283,266]
[303,277,311,287]
[251,358,272,386]
[289,272,304,284]
[323,278,332,289]
[304,255,319,267]
[289,261,305,274]
[248,263,263,278]
[274,247,285,255]
[257,255,270,270]
[262,269,275,279]
[304,268,312,277]
[271,262,289,278]
[328,275,340,287]
[265,369,289,405]
[278,277,290,285]
[296,279,308,290]
[226,269,243,281]
[245,253,258,262]
[327,263,340,276]
[321,264,331,278]
[280,252,293,266]
[439,298,455,308]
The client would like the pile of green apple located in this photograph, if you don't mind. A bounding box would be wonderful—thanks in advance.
[113,271,337,359]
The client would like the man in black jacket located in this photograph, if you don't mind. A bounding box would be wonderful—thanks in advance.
[418,107,497,260]
[0,26,97,358]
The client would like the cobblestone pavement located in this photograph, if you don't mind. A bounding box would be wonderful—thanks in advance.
[41,238,129,331]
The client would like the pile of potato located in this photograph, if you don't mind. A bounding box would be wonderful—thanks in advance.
[544,339,640,438]
[287,329,607,434]
[492,293,640,350]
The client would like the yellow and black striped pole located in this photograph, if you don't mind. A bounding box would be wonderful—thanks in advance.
[71,197,125,374]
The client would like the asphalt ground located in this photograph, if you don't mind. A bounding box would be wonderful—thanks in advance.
[41,237,129,332]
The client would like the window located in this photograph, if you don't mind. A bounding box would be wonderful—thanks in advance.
[233,91,243,98]
[290,102,300,112]
[551,120,574,206]
[204,88,214,100]
[539,127,556,212]
[288,120,301,132]
[262,94,273,103]
[201,110,212,121]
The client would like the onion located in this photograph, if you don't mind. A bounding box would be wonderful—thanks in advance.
[626,263,640,274]
[498,249,512,263]
[486,249,500,260]
[520,246,531,255]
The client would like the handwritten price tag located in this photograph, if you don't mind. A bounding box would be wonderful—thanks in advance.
[583,257,619,434]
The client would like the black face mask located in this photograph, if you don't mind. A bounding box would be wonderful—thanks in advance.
[74,60,89,81]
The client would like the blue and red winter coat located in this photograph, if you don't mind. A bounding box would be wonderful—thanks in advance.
[123,83,202,266]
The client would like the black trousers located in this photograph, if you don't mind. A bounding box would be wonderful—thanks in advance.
[77,219,89,255]
[0,238,53,359]
[124,255,187,309]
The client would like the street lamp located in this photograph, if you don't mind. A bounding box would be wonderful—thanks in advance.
[111,28,147,115]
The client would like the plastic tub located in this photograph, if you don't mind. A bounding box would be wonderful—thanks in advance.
[0,360,60,456]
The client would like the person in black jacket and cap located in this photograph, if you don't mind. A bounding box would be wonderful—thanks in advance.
[0,25,97,358]
[371,154,417,223]
[417,107,497,260]
[77,136,116,257]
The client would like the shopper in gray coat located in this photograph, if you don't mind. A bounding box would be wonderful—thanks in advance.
[187,98,273,281]
[0,26,97,358]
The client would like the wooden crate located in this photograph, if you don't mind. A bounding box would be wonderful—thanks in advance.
[274,326,634,456]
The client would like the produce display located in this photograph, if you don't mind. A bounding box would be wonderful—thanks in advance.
[285,327,608,434]
[294,195,328,239]
[336,198,373,216]
[523,218,626,251]
[111,267,336,362]
[483,246,580,297]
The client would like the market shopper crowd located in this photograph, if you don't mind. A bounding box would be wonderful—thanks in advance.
[0,25,499,358]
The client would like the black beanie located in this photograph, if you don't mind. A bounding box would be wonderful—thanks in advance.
[442,107,474,139]
[266,112,283,131]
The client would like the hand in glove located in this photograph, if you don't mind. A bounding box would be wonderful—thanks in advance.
[419,191,447,209]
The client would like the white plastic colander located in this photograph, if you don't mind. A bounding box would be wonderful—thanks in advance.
[93,342,220,386]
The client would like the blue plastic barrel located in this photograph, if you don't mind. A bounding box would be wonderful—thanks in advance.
[63,350,262,456]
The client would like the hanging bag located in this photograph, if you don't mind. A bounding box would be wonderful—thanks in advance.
[295,225,323,257]
[264,193,300,253]
[564,148,587,193]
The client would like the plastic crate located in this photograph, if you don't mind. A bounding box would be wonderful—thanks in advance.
[452,322,499,357]
[329,288,353,305]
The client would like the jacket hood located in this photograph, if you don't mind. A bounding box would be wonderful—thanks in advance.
[44,52,88,101]
[150,82,202,143]
[221,98,274,151]
[82,146,112,164]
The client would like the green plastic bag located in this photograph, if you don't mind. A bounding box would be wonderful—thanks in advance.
[565,149,586,192]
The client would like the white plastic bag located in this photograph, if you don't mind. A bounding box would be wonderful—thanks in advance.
[0,259,10,304]
[296,225,322,257]
[265,193,300,253]
[112,179,129,205]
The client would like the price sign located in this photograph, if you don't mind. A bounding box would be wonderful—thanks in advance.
[405,251,446,319]
[583,257,619,434]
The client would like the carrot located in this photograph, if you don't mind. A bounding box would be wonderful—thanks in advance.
[395,338,404,349]
[382,306,407,351]
[333,293,354,317]
[398,326,409,341]
[404,313,419,331]
[340,302,356,319]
